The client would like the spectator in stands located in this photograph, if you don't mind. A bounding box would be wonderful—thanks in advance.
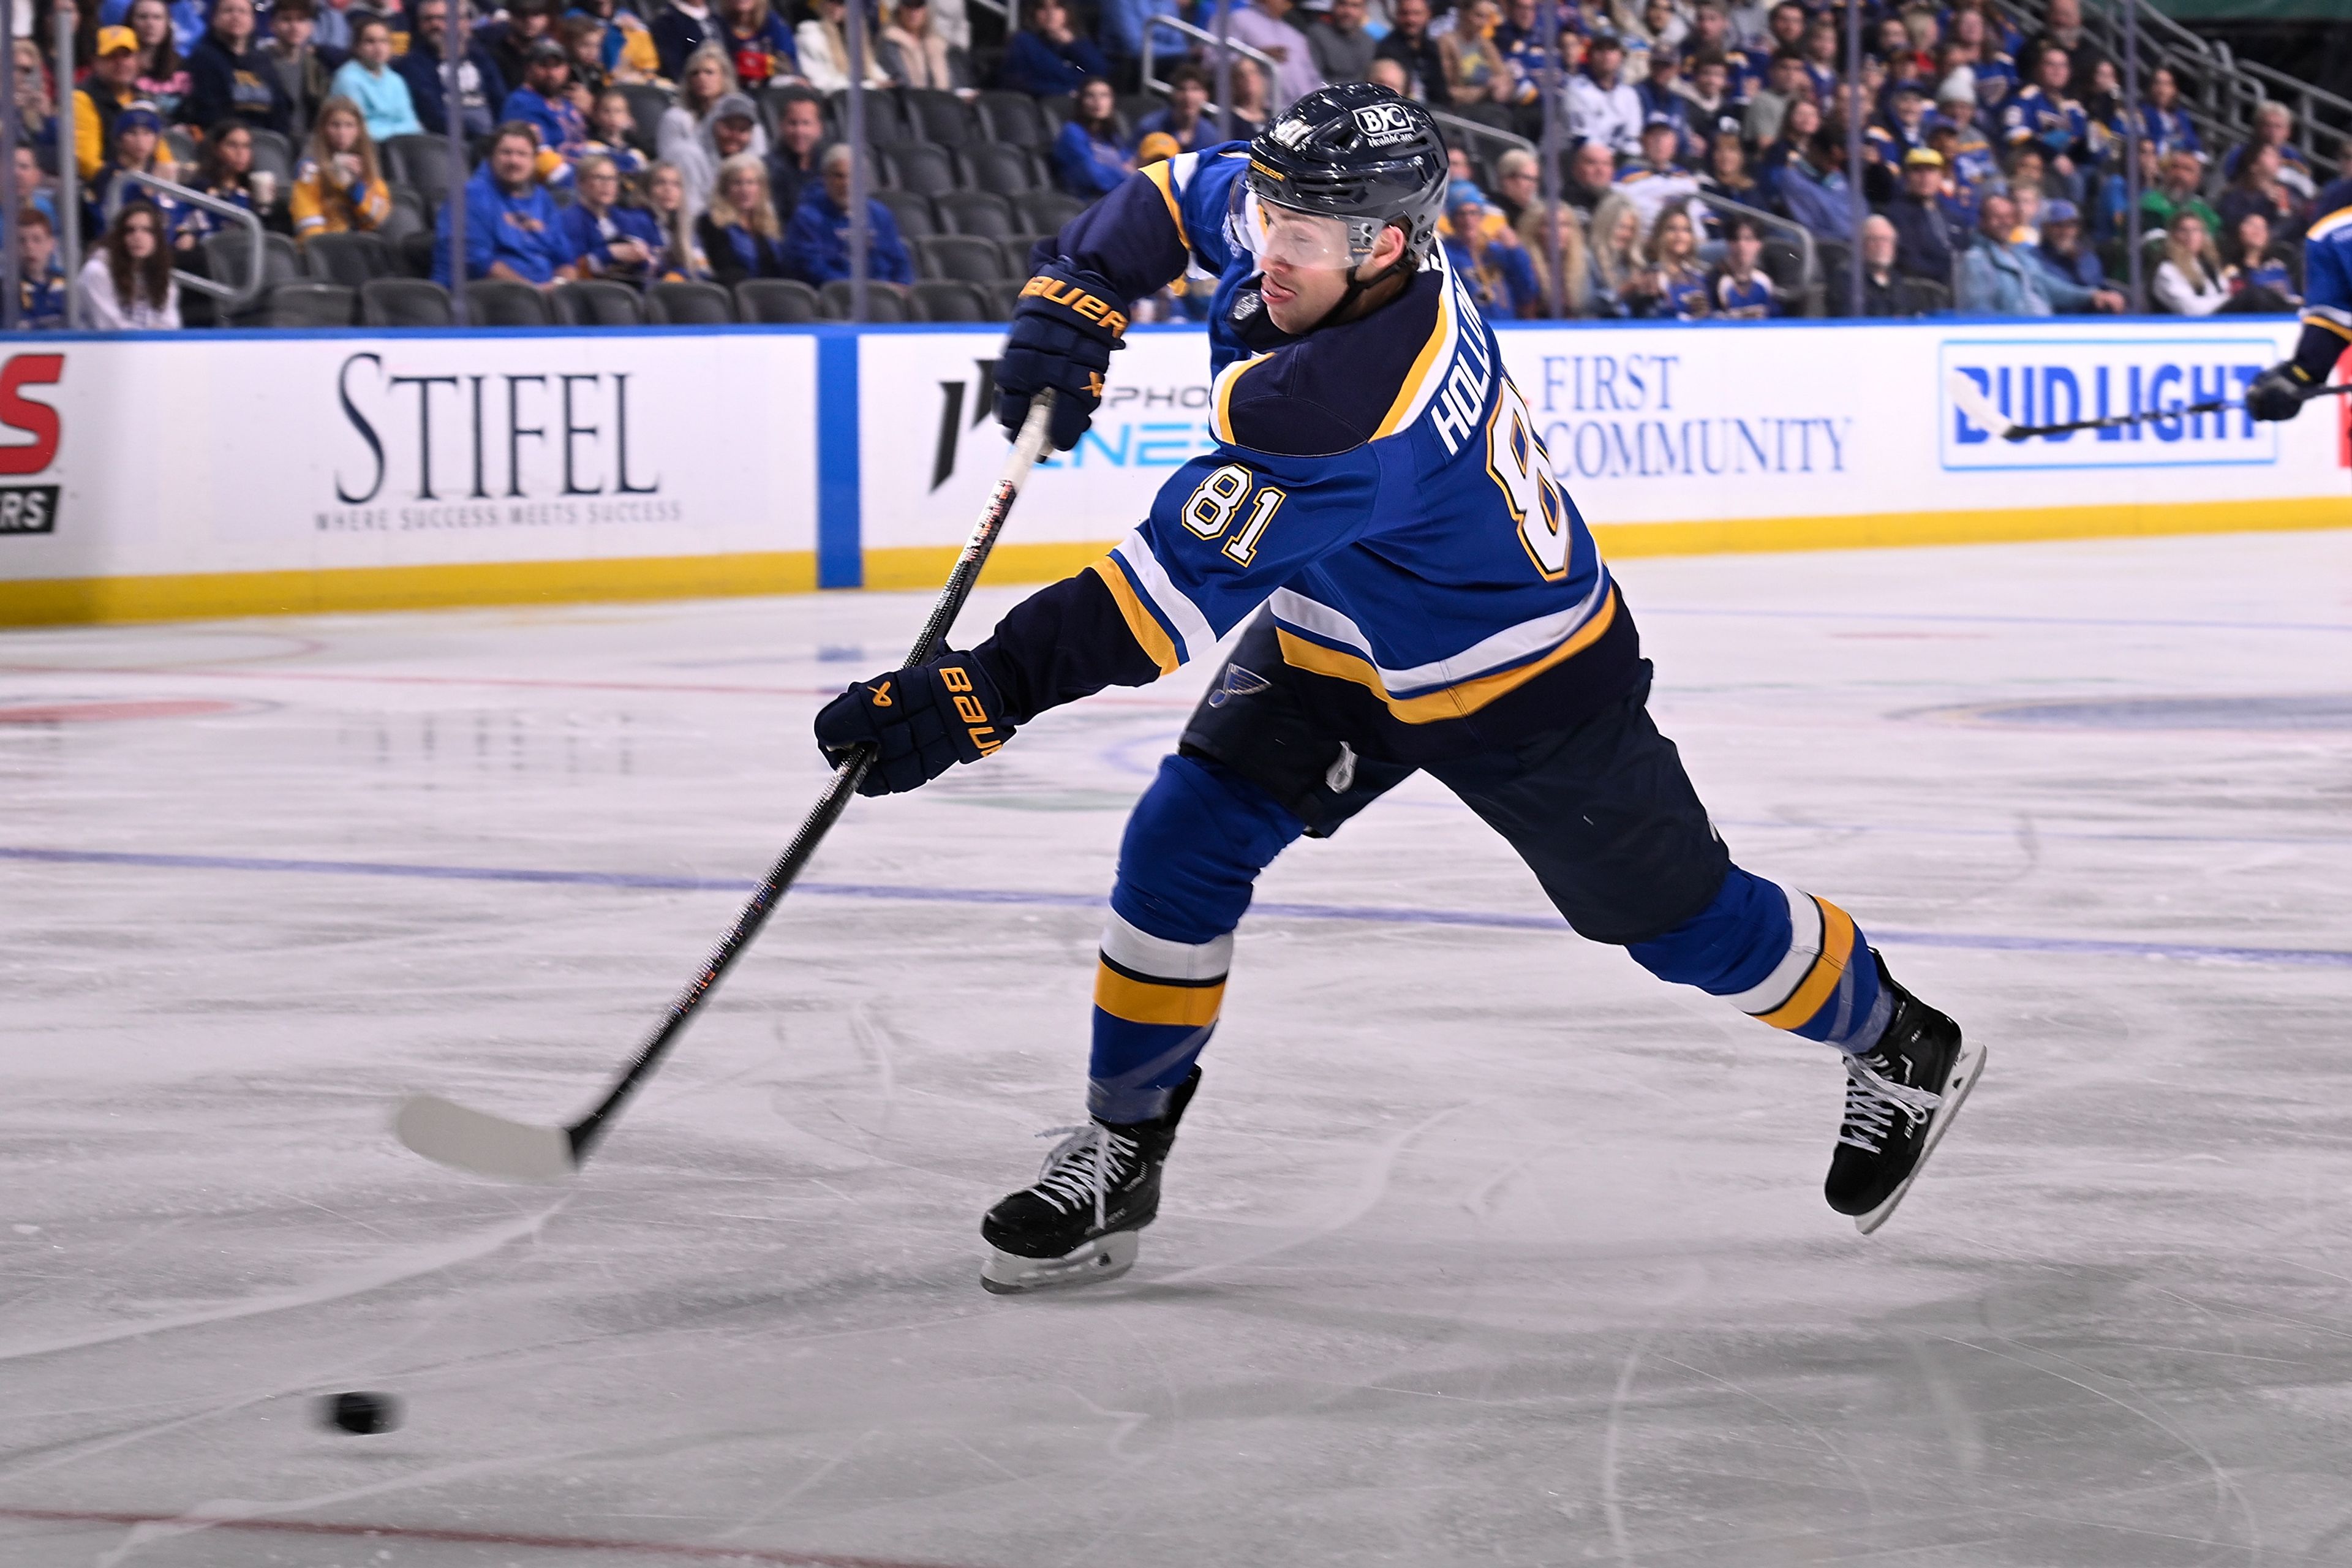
[1491,147,1539,226]
[1366,56,1409,97]
[1586,189,1645,315]
[187,0,292,135]
[1695,128,1755,209]
[1374,0,1448,107]
[1956,190,2121,312]
[1616,113,1698,229]
[1643,200,1709,317]
[2139,146,2218,238]
[2222,100,2313,202]
[77,199,178,327]
[785,140,914,286]
[571,0,661,85]
[290,94,390,241]
[503,40,590,170]
[1933,69,1997,190]
[643,160,712,279]
[715,0,799,93]
[1828,213,1906,315]
[1099,0,1188,84]
[435,119,579,288]
[880,0,968,94]
[263,0,333,145]
[1795,12,1838,105]
[2223,211,2299,311]
[1677,52,1740,144]
[85,102,181,243]
[1756,94,1820,198]
[1307,0,1376,92]
[2136,65,2198,161]
[1515,199,1588,317]
[1054,76,1132,198]
[1886,146,1959,282]
[127,0,190,124]
[480,0,557,100]
[328,16,421,144]
[1684,4,1755,100]
[1567,32,1642,156]
[660,50,766,211]
[2217,145,2302,241]
[2031,197,2105,292]
[651,0,717,81]
[1632,47,1695,164]
[1225,57,1272,135]
[2150,205,2228,316]
[994,0,1104,96]
[560,17,611,98]
[695,149,790,282]
[1709,213,1776,315]
[16,208,67,328]
[399,0,506,140]
[1136,65,1215,157]
[766,88,826,216]
[1945,9,2015,110]
[2001,42,2088,203]
[11,146,56,233]
[1438,0,1510,108]
[75,26,143,178]
[1564,137,1615,216]
[586,89,649,177]
[1740,48,1803,151]
[312,0,358,53]
[1776,124,1850,246]
[1444,188,1539,316]
[1870,80,1931,166]
[1225,0,1322,109]
[179,116,273,246]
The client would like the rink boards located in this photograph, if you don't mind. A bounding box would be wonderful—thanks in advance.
[0,317,2343,623]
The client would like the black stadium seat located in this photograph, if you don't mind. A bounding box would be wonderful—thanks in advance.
[647,280,736,323]
[359,277,454,326]
[903,88,976,143]
[827,88,911,145]
[620,83,671,146]
[916,233,1008,284]
[245,127,295,183]
[913,280,992,322]
[1014,190,1086,233]
[466,279,553,326]
[962,143,1039,196]
[877,141,957,197]
[265,281,354,326]
[976,90,1049,148]
[875,187,938,239]
[382,135,461,209]
[933,190,1017,239]
[736,278,823,322]
[303,231,398,286]
[552,279,646,325]
[820,279,914,321]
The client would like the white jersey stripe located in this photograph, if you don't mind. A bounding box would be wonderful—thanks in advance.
[1101,910,1233,981]
[1269,568,1612,698]
[1113,529,1217,665]
[1725,884,1825,1015]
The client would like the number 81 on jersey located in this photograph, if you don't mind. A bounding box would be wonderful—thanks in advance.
[1487,380,1572,581]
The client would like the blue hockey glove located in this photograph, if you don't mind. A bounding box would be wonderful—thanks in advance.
[995,263,1128,452]
[2245,361,2311,423]
[813,652,1016,796]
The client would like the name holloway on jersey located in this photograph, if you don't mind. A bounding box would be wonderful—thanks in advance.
[967,143,1640,764]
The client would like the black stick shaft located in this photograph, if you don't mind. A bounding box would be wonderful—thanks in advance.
[2005,380,2352,441]
[565,393,1058,1159]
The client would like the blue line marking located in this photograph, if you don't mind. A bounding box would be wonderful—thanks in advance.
[7,845,2346,970]
[815,334,863,590]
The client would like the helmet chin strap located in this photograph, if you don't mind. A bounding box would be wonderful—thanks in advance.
[1303,251,1416,334]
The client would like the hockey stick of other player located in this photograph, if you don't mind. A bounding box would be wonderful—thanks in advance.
[1945,368,2352,443]
[393,391,1060,1183]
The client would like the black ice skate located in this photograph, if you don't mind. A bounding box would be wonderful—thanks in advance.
[1825,953,1985,1235]
[980,1069,1201,1294]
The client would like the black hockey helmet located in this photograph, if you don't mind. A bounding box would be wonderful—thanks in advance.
[1229,83,1449,271]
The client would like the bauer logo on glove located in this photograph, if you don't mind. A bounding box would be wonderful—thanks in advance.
[995,262,1131,453]
[815,652,1018,796]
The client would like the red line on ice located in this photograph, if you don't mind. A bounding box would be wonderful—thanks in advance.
[0,1506,985,1567]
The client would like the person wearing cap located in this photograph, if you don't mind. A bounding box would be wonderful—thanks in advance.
[1934,69,1998,190]
[1637,44,1702,165]
[328,13,422,143]
[1885,145,1963,284]
[86,100,187,243]
[1567,32,1643,157]
[187,0,294,135]
[480,0,558,102]
[1614,113,1699,231]
[502,39,590,173]
[75,27,145,183]
[1867,80,1932,166]
[435,119,579,289]
[2030,196,2107,293]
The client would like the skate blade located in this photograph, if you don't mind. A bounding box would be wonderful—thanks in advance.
[1855,1039,1988,1235]
[979,1231,1140,1295]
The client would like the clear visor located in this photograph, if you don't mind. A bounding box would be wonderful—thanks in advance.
[1225,185,1371,270]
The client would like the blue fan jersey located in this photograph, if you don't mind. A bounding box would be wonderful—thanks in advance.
[974,143,1638,764]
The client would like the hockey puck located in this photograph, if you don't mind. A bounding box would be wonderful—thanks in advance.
[318,1392,402,1435]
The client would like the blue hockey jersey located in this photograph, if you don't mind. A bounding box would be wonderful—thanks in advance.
[973,143,1638,764]
[2302,201,2352,349]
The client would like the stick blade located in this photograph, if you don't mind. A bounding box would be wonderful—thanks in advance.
[1944,368,2021,441]
[394,1095,578,1183]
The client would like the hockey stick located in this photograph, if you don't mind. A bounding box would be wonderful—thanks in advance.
[1945,367,2352,443]
[393,392,1060,1183]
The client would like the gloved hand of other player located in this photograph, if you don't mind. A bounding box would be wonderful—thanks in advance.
[2245,361,2312,423]
[813,652,1017,797]
[995,262,1128,453]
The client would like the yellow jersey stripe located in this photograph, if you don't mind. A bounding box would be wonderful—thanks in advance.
[1272,586,1618,723]
[1143,160,1189,252]
[1757,899,1859,1030]
[1087,556,1180,676]
[1095,963,1226,1027]
[2306,204,2352,243]
[1372,275,1455,440]
[2300,309,2352,342]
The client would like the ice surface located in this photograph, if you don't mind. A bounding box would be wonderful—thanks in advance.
[3,529,2351,1567]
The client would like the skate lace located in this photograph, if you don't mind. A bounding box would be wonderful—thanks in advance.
[1838,1054,1942,1155]
[1031,1123,1139,1230]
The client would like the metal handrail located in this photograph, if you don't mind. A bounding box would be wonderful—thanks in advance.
[1427,107,1536,162]
[101,169,269,306]
[1690,189,1822,317]
[1143,15,1281,113]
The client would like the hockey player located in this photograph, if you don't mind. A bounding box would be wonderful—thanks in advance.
[813,85,1986,1294]
[2246,194,2351,421]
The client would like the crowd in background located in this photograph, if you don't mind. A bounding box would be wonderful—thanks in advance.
[0,0,2340,327]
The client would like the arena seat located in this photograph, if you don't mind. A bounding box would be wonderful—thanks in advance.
[735,278,823,323]
[358,276,454,326]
